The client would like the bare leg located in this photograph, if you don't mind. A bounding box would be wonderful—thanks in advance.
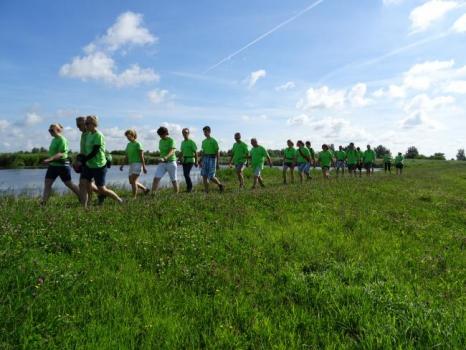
[252,176,259,189]
[283,169,287,184]
[129,175,138,198]
[151,177,161,193]
[258,176,265,188]
[203,176,209,193]
[237,169,244,188]
[97,186,122,203]
[290,168,294,183]
[171,180,179,193]
[64,180,80,200]
[41,178,55,205]
[80,179,91,208]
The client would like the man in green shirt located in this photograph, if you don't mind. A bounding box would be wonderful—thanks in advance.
[249,138,272,189]
[356,146,364,177]
[346,143,359,177]
[305,141,316,168]
[152,126,179,193]
[296,140,312,183]
[229,132,249,188]
[318,144,334,179]
[283,139,297,184]
[383,153,393,174]
[119,129,149,198]
[179,128,198,192]
[395,152,404,175]
[363,145,376,176]
[200,126,224,193]
[335,145,347,177]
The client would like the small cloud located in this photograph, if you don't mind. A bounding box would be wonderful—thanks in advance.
[245,69,266,88]
[147,89,169,104]
[275,81,296,91]
[0,119,10,130]
[348,83,371,107]
[444,80,466,94]
[128,114,144,120]
[409,0,458,33]
[452,13,466,33]
[297,86,346,110]
[287,114,310,126]
[23,112,43,127]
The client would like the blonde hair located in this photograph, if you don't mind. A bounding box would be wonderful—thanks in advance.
[86,115,98,127]
[125,129,137,139]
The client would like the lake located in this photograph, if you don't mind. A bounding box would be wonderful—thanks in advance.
[0,165,203,196]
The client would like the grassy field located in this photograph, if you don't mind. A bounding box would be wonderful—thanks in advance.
[1,160,465,349]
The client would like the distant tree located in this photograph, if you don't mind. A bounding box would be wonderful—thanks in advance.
[430,153,446,160]
[457,149,466,161]
[375,145,390,158]
[405,146,419,159]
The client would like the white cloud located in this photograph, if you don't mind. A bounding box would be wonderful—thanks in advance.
[410,0,458,32]
[0,119,10,130]
[297,86,346,110]
[348,83,370,107]
[400,94,454,129]
[60,12,158,87]
[147,89,169,104]
[23,112,43,126]
[452,13,466,32]
[287,114,310,126]
[444,80,466,94]
[275,81,296,91]
[246,69,267,88]
[403,60,454,90]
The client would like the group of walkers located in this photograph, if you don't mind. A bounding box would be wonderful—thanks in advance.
[40,115,405,207]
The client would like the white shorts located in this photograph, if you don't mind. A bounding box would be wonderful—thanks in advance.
[128,163,142,176]
[154,161,177,181]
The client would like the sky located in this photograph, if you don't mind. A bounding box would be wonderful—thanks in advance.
[0,0,465,158]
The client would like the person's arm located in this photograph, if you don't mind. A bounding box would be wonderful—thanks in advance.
[120,156,128,171]
[83,145,101,163]
[161,148,175,162]
[44,153,65,164]
[140,150,147,174]
[216,150,220,170]
[267,153,272,167]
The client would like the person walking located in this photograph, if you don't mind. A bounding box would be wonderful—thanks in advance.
[179,128,198,193]
[228,132,249,188]
[152,126,179,193]
[200,126,224,193]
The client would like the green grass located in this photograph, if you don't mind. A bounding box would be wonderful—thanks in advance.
[1,160,465,349]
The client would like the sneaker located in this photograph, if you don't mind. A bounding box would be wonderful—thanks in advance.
[144,188,150,195]
[97,195,106,205]
[219,184,225,193]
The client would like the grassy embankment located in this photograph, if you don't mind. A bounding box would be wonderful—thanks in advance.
[0,160,465,348]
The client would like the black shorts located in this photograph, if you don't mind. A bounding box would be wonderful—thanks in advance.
[357,163,362,170]
[396,163,404,169]
[364,162,373,170]
[322,166,330,171]
[82,166,107,187]
[45,166,72,182]
[348,164,357,171]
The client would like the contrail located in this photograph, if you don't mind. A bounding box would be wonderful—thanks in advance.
[204,0,326,74]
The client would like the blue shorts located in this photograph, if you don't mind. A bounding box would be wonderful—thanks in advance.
[82,166,107,187]
[201,156,216,179]
[45,166,72,182]
[297,163,310,174]
[253,166,262,177]
[235,163,246,172]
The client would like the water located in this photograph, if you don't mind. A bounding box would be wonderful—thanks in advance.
[0,165,202,196]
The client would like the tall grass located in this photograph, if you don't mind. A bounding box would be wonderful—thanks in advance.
[0,160,465,348]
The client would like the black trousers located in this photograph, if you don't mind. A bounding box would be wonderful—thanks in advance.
[384,162,392,172]
[183,163,194,191]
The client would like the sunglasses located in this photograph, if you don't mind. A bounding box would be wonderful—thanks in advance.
[48,129,54,132]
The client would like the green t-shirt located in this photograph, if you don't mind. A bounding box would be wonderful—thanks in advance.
[395,155,404,165]
[363,150,376,163]
[319,150,333,167]
[336,150,346,161]
[307,147,315,159]
[383,154,392,163]
[80,132,88,154]
[231,141,249,165]
[180,139,197,164]
[346,149,358,165]
[159,137,176,162]
[202,137,219,155]
[283,147,297,162]
[126,141,143,164]
[296,147,311,164]
[250,146,269,169]
[48,135,69,166]
[84,131,106,168]
[357,151,364,162]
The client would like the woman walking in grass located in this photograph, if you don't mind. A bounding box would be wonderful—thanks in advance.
[383,153,393,174]
[318,144,333,179]
[282,140,297,184]
[228,132,249,188]
[200,126,224,193]
[335,145,347,177]
[346,143,359,177]
[296,140,312,183]
[41,124,80,205]
[180,128,198,193]
[395,152,404,175]
[80,116,123,208]
[119,129,149,198]
[305,141,316,174]
[250,138,272,189]
[363,145,376,176]
[152,126,179,194]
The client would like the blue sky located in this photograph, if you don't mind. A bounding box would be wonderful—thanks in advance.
[1,0,465,157]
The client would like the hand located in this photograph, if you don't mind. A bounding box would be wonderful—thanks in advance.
[160,157,165,163]
[43,158,51,164]
[119,165,124,171]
